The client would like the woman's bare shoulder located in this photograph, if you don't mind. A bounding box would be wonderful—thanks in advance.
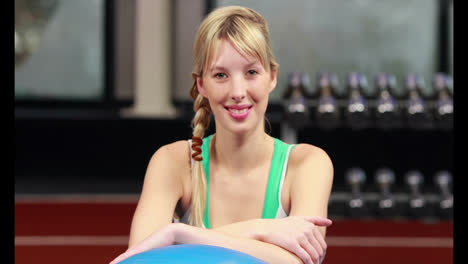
[143,140,191,186]
[289,143,331,164]
[287,143,333,178]
[129,140,191,246]
[150,140,191,169]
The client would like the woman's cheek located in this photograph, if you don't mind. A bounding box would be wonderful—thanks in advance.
[254,88,271,104]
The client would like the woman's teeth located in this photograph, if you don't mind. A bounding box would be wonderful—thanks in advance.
[228,108,248,114]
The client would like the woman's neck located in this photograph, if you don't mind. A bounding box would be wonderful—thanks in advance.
[210,129,274,174]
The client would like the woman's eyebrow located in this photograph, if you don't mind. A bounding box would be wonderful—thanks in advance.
[209,61,261,73]
[209,65,228,73]
[244,61,262,68]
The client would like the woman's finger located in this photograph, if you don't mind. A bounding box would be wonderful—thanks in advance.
[109,251,131,264]
[299,236,320,264]
[313,227,327,251]
[293,243,314,264]
[110,245,147,264]
[303,216,332,227]
[306,231,323,258]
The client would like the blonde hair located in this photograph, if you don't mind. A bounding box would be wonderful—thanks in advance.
[188,5,279,227]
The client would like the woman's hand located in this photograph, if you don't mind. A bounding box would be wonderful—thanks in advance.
[253,216,332,264]
[109,223,177,264]
[109,217,331,264]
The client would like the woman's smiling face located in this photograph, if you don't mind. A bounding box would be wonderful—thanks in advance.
[196,39,277,135]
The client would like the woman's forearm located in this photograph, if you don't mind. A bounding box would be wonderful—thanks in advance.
[213,218,328,244]
[111,218,330,264]
[212,218,265,239]
[173,223,302,264]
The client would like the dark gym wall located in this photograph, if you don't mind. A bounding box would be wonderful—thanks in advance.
[298,127,453,192]
[15,117,192,192]
[15,115,452,192]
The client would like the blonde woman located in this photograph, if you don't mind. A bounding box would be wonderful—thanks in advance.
[111,5,333,264]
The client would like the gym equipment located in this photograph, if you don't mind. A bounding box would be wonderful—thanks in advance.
[344,72,370,130]
[434,170,453,219]
[345,167,369,218]
[283,72,311,130]
[404,74,433,129]
[404,170,433,218]
[374,73,402,130]
[315,72,340,130]
[374,168,398,218]
[433,73,453,130]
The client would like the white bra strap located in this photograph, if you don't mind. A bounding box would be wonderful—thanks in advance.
[277,144,296,216]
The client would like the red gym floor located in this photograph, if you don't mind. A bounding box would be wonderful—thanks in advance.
[15,194,453,264]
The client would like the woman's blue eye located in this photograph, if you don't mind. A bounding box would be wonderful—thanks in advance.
[215,73,226,78]
[248,70,258,75]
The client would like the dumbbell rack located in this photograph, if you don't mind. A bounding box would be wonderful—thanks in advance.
[296,126,452,264]
[272,73,453,263]
[328,190,451,220]
[279,72,453,142]
[280,98,451,135]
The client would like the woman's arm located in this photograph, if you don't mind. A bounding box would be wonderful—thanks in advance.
[210,144,333,263]
[287,144,334,237]
[176,223,309,264]
[127,141,188,247]
[214,216,331,263]
[111,223,306,264]
[111,216,332,264]
[212,217,331,240]
[285,144,334,263]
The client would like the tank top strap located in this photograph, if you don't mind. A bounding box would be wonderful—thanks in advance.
[201,135,213,228]
[262,138,296,218]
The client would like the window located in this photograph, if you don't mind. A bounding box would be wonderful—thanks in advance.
[15,0,135,112]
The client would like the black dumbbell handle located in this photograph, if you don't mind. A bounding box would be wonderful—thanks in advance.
[435,171,452,198]
[375,169,395,197]
[405,171,424,197]
[438,182,452,199]
[350,184,362,198]
[346,168,366,198]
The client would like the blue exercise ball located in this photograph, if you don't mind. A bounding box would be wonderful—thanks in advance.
[116,244,267,264]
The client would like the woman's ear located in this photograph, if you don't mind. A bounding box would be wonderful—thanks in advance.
[197,76,207,97]
[269,67,278,93]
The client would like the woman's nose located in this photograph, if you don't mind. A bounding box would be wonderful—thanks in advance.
[230,76,247,101]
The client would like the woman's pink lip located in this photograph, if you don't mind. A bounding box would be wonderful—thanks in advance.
[225,105,252,120]
[225,104,251,110]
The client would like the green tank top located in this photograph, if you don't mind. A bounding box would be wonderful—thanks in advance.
[201,134,296,229]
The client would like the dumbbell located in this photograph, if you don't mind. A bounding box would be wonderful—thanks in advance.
[404,170,433,219]
[345,167,370,218]
[345,72,370,130]
[374,168,399,218]
[374,73,402,130]
[434,170,453,219]
[433,73,453,130]
[315,72,340,130]
[404,73,433,129]
[283,72,311,130]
